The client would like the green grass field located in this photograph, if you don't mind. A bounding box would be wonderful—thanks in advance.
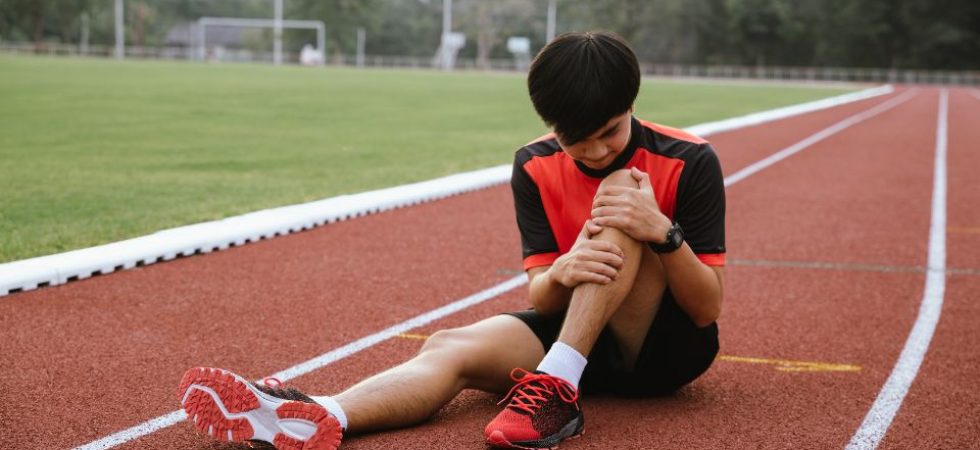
[0,54,854,262]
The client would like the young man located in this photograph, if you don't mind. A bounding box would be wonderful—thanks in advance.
[178,31,725,450]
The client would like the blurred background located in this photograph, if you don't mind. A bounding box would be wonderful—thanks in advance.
[1,0,978,264]
[2,0,978,80]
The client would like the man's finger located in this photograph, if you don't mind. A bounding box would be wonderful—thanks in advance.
[582,261,619,279]
[589,250,624,269]
[596,185,635,197]
[592,205,625,219]
[583,239,624,258]
[581,273,613,285]
[581,248,624,269]
[592,195,627,208]
[593,215,627,230]
[630,166,648,182]
[585,220,603,236]
[632,167,654,194]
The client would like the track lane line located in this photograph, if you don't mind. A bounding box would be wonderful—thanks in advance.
[724,89,917,186]
[72,88,918,450]
[72,275,528,450]
[844,89,949,450]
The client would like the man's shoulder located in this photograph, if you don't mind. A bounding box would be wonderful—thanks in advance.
[634,119,715,166]
[516,133,563,166]
[637,119,709,146]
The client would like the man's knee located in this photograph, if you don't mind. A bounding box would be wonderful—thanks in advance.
[591,169,643,247]
[599,169,638,190]
[420,328,470,355]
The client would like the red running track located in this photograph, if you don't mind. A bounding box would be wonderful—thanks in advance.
[1,87,977,450]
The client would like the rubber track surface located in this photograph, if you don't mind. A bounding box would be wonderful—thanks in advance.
[1,88,977,449]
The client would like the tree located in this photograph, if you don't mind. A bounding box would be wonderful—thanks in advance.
[455,0,538,68]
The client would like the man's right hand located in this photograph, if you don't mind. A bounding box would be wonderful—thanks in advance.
[549,220,625,288]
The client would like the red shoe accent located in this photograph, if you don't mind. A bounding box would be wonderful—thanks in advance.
[485,369,583,449]
[178,367,343,450]
[276,402,343,450]
[178,367,259,441]
[500,369,578,415]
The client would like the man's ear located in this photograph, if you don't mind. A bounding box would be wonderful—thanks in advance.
[630,104,635,113]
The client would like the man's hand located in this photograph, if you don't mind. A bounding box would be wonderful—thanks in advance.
[549,220,625,288]
[591,167,673,243]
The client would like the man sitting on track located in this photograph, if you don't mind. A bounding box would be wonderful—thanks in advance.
[178,31,726,450]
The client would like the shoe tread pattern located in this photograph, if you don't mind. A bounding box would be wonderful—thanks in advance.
[273,402,343,450]
[178,367,260,442]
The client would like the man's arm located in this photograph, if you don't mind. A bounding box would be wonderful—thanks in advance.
[657,244,723,327]
[591,167,724,328]
[526,265,569,317]
[526,220,625,317]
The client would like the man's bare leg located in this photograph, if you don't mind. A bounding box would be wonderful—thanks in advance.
[558,169,667,367]
[334,315,545,433]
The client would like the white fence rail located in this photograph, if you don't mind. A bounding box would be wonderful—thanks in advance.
[2,41,978,85]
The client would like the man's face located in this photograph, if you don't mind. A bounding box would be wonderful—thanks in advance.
[555,110,633,170]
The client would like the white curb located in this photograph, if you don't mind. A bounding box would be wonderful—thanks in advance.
[0,85,894,297]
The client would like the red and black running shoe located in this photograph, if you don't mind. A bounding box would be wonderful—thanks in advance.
[178,367,342,450]
[484,369,584,450]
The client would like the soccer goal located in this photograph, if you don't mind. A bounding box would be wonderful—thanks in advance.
[196,17,326,65]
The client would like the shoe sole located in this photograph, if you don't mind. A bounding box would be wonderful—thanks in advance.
[486,415,584,450]
[178,367,342,450]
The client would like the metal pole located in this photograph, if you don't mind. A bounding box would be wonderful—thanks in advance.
[356,28,366,68]
[114,0,124,59]
[198,20,206,61]
[80,12,90,55]
[274,0,283,65]
[546,0,556,44]
[317,22,325,66]
[441,0,452,70]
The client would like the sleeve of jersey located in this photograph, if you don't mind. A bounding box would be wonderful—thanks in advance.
[511,154,560,270]
[673,144,727,266]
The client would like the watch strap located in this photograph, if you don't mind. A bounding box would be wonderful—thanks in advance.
[650,222,683,253]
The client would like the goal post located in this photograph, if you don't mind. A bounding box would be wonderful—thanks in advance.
[196,17,326,65]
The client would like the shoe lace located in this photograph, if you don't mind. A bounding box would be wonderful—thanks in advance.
[254,377,316,404]
[261,377,283,389]
[498,368,579,415]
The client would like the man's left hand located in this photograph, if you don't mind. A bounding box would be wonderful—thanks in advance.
[591,167,673,243]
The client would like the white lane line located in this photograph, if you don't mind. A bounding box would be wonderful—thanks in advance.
[969,89,980,101]
[74,88,917,450]
[687,84,894,137]
[725,89,917,187]
[72,274,528,450]
[845,89,949,450]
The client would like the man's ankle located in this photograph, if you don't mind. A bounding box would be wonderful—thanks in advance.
[311,395,349,430]
[535,341,588,388]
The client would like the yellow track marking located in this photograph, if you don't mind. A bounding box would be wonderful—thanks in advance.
[397,333,430,340]
[395,334,859,372]
[718,355,861,372]
[948,226,980,234]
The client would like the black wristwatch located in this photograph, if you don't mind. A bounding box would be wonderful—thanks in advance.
[650,222,684,254]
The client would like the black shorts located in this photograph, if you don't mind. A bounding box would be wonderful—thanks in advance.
[504,293,719,397]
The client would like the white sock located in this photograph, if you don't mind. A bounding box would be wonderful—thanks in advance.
[535,341,588,388]
[311,395,349,430]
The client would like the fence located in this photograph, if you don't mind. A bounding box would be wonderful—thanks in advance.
[2,41,978,86]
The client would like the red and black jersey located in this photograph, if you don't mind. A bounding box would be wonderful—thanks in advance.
[512,117,726,271]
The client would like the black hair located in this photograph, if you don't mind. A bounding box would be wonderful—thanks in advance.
[527,31,640,146]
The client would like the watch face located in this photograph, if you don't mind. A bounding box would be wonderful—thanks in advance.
[652,223,683,253]
[668,223,683,249]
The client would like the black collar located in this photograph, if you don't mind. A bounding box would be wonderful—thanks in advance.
[573,117,642,179]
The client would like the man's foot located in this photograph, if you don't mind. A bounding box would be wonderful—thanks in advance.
[178,367,342,450]
[484,369,584,449]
